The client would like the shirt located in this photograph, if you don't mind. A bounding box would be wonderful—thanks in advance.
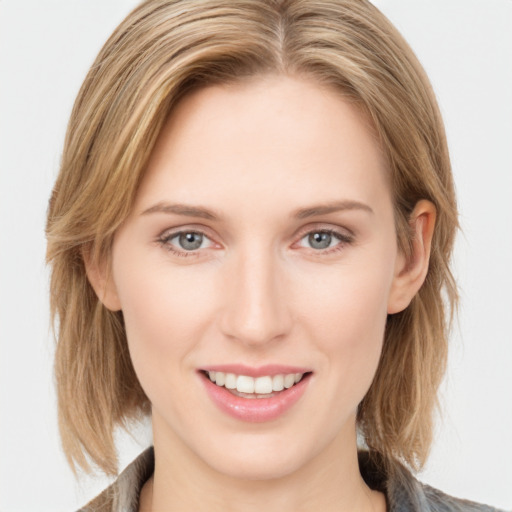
[77,447,504,512]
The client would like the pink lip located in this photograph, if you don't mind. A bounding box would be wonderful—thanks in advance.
[200,364,311,378]
[199,370,312,423]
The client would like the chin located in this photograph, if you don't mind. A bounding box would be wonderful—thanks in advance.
[191,426,331,482]
[206,448,307,482]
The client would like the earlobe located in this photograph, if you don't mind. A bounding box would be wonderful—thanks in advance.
[83,247,122,312]
[387,200,436,314]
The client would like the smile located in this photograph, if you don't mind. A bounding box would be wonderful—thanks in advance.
[199,366,312,422]
[206,371,305,397]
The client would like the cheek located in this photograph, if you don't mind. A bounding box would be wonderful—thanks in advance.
[300,260,392,344]
[294,250,395,390]
[111,253,218,390]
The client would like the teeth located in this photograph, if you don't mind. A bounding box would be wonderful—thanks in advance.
[207,371,305,394]
[215,372,225,386]
[254,376,273,394]
[272,374,284,391]
[236,375,255,393]
[225,373,237,389]
[284,374,295,389]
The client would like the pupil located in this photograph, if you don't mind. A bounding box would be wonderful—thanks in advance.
[179,232,203,250]
[309,232,331,249]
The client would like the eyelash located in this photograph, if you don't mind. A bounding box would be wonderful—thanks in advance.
[157,227,354,258]
[157,230,212,258]
[296,229,353,254]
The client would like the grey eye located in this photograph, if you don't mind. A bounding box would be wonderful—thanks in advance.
[178,232,204,250]
[307,232,333,249]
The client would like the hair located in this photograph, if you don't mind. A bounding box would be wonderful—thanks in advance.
[46,0,458,477]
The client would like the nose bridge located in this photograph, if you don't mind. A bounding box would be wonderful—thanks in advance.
[220,241,291,346]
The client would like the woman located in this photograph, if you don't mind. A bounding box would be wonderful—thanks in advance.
[45,1,503,511]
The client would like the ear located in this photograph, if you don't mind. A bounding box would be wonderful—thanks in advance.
[387,200,436,314]
[83,247,122,312]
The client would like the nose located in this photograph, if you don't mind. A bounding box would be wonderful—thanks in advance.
[219,246,293,347]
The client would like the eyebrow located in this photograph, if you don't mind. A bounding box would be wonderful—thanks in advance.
[141,202,220,220]
[293,200,374,219]
[141,199,373,221]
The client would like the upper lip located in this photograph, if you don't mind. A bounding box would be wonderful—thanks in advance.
[199,364,312,378]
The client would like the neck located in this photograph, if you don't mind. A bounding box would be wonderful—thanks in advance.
[140,415,385,512]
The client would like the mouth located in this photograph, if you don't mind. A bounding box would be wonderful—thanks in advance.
[198,367,312,422]
[201,370,309,399]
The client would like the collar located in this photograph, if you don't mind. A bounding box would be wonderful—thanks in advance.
[79,447,501,512]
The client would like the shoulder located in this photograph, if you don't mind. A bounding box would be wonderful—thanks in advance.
[358,451,505,512]
[78,447,504,512]
[77,447,154,512]
[420,482,503,512]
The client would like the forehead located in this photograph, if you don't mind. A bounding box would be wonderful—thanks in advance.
[134,75,390,215]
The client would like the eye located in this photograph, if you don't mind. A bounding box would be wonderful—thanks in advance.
[159,230,214,254]
[175,232,207,250]
[297,229,352,251]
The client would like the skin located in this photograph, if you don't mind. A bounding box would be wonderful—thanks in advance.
[87,75,435,512]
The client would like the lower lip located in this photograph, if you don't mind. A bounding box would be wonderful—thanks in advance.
[200,373,311,423]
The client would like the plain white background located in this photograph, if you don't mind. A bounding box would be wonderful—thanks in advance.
[1,1,511,510]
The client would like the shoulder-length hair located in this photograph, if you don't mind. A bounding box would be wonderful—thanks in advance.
[46,0,458,476]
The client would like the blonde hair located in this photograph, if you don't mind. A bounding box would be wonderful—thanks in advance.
[46,0,458,476]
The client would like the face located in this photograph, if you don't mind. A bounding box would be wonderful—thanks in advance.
[105,75,406,480]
